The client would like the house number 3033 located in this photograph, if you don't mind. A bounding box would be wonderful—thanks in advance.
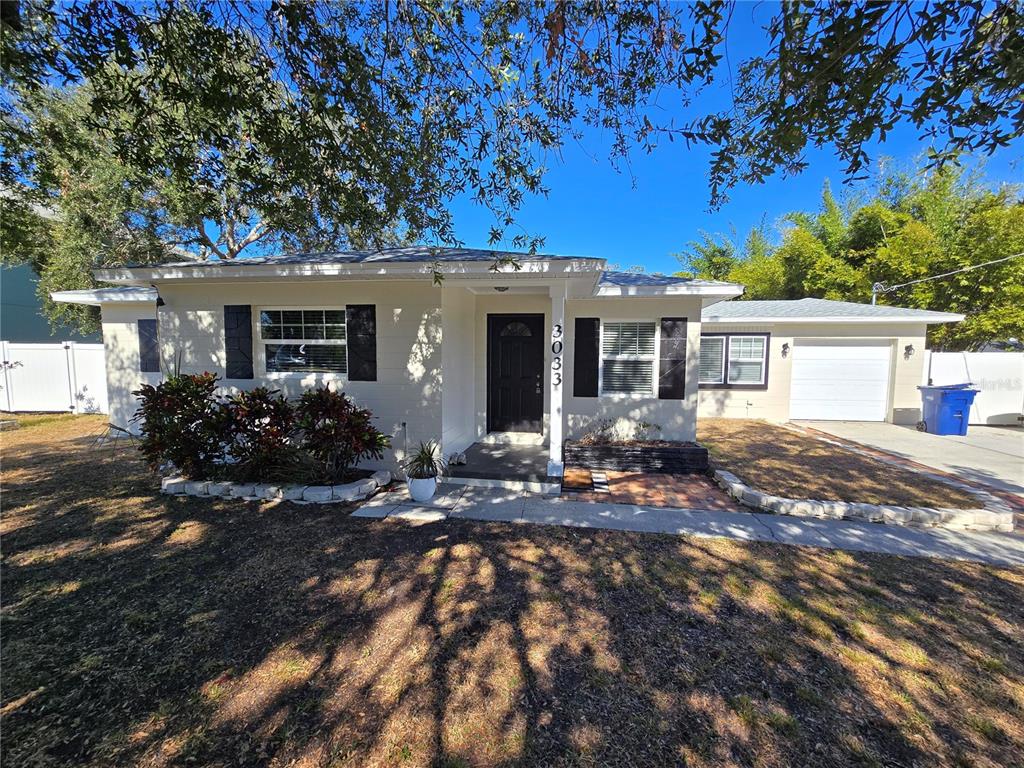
[551,324,563,385]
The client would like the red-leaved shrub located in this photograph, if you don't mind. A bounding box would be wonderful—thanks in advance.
[295,388,390,482]
[132,373,228,478]
[223,387,300,482]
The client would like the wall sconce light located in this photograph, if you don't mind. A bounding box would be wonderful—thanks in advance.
[904,344,915,359]
[494,286,509,293]
[781,342,790,358]
[152,285,166,307]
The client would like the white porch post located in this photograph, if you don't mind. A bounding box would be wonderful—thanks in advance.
[547,284,567,477]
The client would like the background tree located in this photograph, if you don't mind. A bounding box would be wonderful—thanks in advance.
[3,1,1022,237]
[676,164,1024,349]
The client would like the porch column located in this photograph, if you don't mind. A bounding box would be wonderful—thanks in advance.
[547,284,567,477]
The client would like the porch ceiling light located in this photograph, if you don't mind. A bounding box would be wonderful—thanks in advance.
[494,286,509,292]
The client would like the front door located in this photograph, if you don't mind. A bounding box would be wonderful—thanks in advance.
[487,314,544,432]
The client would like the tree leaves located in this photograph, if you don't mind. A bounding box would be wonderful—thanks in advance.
[677,164,1024,350]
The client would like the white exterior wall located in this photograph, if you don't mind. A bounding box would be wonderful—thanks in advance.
[564,296,703,442]
[440,286,477,455]
[156,280,443,468]
[696,321,929,424]
[99,304,160,429]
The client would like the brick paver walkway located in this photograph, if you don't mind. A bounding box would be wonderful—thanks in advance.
[562,469,743,511]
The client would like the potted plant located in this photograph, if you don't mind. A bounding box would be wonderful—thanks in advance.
[403,440,445,502]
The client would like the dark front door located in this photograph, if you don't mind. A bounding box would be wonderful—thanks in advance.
[487,314,544,432]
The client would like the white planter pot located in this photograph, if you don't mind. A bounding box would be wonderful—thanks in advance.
[407,476,438,502]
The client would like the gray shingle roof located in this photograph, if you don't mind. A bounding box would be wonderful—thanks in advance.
[599,271,739,288]
[702,297,963,322]
[153,246,600,269]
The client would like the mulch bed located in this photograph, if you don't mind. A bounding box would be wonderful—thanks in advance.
[697,418,979,509]
[2,415,1022,767]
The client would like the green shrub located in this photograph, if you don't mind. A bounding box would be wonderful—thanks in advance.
[295,388,390,483]
[133,373,228,478]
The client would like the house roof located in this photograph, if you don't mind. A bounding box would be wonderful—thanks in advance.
[89,247,744,300]
[595,271,744,298]
[136,246,602,269]
[50,287,158,306]
[701,297,964,324]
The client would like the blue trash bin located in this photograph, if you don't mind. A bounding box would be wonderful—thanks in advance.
[917,384,979,436]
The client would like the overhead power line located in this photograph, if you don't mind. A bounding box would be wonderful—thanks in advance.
[871,251,1024,305]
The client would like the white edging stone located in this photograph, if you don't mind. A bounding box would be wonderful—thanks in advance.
[184,481,209,496]
[161,476,187,495]
[302,486,334,503]
[711,469,1013,533]
[207,481,233,497]
[158,470,385,507]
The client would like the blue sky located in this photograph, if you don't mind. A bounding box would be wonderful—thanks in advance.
[446,5,1024,276]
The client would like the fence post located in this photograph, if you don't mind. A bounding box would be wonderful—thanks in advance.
[64,341,78,413]
[0,341,11,412]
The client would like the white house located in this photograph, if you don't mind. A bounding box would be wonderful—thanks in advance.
[52,247,962,481]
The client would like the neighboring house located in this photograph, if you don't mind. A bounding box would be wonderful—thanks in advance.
[51,248,962,475]
[1,264,100,342]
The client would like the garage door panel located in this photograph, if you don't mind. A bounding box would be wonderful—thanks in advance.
[789,341,891,421]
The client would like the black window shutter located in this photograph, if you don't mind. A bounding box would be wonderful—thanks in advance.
[573,317,600,397]
[224,305,254,379]
[658,317,687,400]
[137,319,160,373]
[346,305,377,381]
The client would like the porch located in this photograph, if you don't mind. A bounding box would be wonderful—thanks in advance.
[446,441,561,494]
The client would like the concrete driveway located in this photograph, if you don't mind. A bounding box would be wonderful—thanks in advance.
[798,421,1024,498]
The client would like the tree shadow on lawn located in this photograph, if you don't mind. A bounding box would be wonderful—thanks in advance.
[2,419,1023,767]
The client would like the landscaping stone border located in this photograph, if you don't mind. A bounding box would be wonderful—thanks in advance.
[160,471,392,505]
[712,468,1014,533]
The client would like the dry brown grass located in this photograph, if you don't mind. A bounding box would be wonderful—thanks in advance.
[3,415,1022,767]
[698,418,979,508]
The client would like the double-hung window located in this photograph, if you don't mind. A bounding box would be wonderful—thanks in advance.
[699,334,768,387]
[259,309,347,374]
[600,321,657,395]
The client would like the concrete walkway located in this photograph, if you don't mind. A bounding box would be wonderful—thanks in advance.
[354,484,1024,567]
[799,421,1024,498]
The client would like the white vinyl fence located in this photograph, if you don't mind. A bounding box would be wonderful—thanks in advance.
[924,351,1024,425]
[0,341,108,414]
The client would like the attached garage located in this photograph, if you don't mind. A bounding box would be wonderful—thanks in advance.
[789,340,892,421]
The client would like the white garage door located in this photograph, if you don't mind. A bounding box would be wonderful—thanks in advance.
[790,340,892,421]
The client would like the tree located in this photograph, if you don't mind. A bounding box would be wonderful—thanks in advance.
[2,85,412,333]
[675,230,738,281]
[2,0,1022,246]
[676,165,1024,349]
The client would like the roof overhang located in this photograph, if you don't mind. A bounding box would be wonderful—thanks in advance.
[701,313,965,325]
[94,258,605,285]
[50,287,158,306]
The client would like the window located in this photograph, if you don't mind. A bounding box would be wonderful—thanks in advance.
[698,336,725,384]
[728,336,766,384]
[601,321,656,395]
[259,309,347,374]
[699,333,769,388]
[138,319,160,373]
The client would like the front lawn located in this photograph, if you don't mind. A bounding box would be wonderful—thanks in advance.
[698,418,979,509]
[3,416,1022,767]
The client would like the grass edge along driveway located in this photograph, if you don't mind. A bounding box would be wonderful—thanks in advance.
[697,418,978,509]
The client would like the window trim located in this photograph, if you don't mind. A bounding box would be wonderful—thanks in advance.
[699,332,770,390]
[255,305,349,379]
[597,319,660,398]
